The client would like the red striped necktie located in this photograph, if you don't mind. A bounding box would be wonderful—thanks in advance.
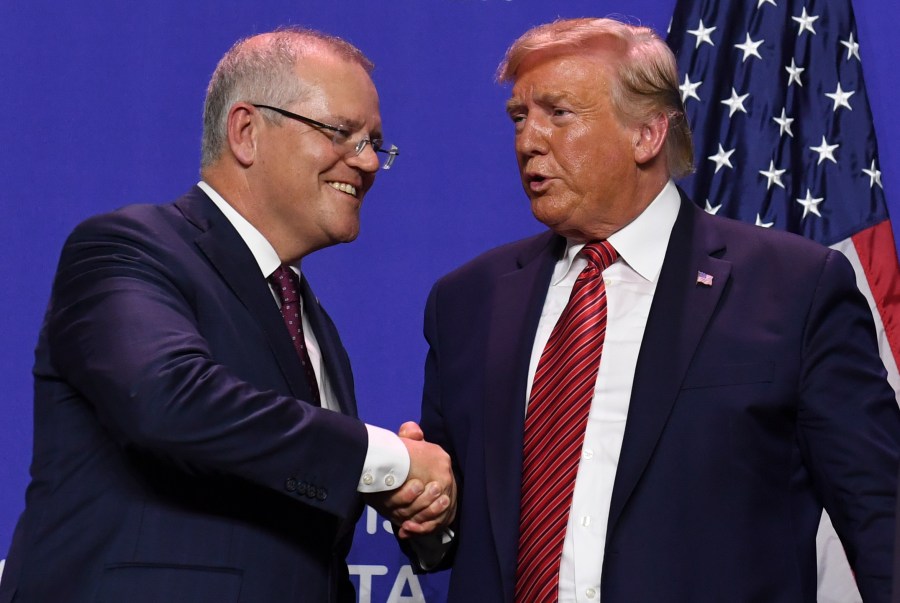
[514,240,618,602]
[268,265,322,406]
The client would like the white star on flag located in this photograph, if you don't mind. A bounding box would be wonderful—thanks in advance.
[707,144,735,173]
[840,32,861,61]
[759,160,787,190]
[793,7,819,35]
[785,58,805,87]
[735,33,764,62]
[773,108,794,137]
[810,136,839,164]
[862,159,883,189]
[680,74,702,103]
[721,88,749,117]
[825,83,855,111]
[755,215,775,228]
[687,19,716,47]
[796,189,824,218]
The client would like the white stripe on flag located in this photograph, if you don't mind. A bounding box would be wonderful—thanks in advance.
[816,511,861,603]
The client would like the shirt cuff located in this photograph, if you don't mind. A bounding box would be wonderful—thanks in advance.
[358,424,410,493]
[408,528,456,570]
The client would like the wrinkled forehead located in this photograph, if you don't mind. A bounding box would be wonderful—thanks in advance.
[509,35,626,86]
[292,54,382,132]
[508,49,617,106]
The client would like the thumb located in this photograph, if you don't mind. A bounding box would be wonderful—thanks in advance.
[398,421,424,440]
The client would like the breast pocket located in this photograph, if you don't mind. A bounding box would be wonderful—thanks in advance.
[681,361,774,390]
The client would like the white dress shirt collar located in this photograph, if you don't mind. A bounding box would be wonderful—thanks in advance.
[553,179,681,285]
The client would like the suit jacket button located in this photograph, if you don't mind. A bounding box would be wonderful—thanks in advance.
[317,488,327,501]
[297,481,308,495]
[285,477,297,492]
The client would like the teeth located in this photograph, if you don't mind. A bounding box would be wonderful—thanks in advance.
[328,182,357,196]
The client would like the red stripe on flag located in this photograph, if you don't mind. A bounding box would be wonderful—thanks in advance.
[850,220,900,370]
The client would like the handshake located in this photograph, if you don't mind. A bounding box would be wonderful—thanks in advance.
[365,421,457,539]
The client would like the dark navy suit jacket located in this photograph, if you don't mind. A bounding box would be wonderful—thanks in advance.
[418,192,900,602]
[0,187,368,602]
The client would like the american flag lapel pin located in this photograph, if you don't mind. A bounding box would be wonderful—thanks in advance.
[696,271,714,287]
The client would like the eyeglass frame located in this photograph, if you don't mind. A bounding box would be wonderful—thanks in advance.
[251,103,399,170]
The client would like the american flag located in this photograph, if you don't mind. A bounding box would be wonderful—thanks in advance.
[666,1,900,599]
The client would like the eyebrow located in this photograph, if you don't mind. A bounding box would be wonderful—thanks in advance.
[505,91,574,115]
[505,99,526,116]
[331,115,383,139]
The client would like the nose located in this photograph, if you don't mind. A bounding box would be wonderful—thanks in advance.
[516,116,550,157]
[346,141,381,173]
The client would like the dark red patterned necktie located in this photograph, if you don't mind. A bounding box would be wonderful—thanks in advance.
[268,265,321,406]
[514,241,617,602]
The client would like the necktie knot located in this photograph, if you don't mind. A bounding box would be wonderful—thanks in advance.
[269,265,301,306]
[581,240,618,273]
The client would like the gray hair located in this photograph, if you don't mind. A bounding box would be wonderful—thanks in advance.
[200,26,374,168]
[497,17,694,179]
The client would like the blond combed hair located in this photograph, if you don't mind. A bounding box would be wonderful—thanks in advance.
[497,17,694,179]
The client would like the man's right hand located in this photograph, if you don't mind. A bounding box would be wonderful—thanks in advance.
[364,422,457,538]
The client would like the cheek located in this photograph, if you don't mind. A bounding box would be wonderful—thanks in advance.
[555,126,600,173]
[580,139,629,184]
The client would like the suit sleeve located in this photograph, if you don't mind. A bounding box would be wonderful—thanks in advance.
[46,211,368,519]
[796,248,900,601]
[398,281,461,572]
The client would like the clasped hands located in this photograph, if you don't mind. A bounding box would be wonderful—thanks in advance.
[366,421,456,539]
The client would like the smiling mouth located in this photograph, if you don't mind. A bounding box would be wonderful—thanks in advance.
[328,181,358,197]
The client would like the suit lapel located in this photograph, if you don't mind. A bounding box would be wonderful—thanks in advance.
[483,231,562,587]
[174,188,314,402]
[606,195,731,538]
[299,275,357,417]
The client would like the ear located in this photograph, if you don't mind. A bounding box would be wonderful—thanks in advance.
[226,103,258,167]
[633,112,669,166]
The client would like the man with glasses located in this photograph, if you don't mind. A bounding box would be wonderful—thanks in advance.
[0,27,453,603]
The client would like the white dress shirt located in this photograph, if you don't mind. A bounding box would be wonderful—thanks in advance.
[198,181,409,493]
[524,181,680,602]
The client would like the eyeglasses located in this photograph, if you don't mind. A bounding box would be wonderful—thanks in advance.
[252,104,399,170]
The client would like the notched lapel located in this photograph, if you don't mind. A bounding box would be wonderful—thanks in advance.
[177,190,314,402]
[606,199,731,538]
[483,232,561,580]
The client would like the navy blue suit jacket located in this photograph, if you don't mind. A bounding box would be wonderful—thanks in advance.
[0,187,368,602]
[418,192,900,602]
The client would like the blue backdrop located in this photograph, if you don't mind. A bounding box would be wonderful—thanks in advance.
[2,1,897,601]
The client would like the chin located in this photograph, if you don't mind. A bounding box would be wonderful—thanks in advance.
[530,198,568,229]
[336,225,361,244]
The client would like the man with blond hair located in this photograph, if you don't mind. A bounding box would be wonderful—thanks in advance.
[397,17,899,602]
